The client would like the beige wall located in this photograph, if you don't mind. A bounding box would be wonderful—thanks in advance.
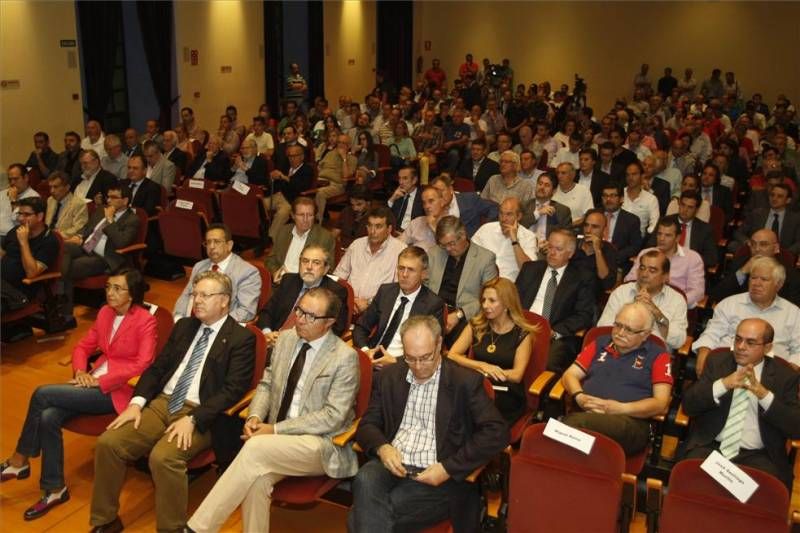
[0,1,83,176]
[174,1,265,134]
[414,2,800,112]
[323,1,377,102]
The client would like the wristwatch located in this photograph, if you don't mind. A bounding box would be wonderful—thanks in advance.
[455,309,464,320]
[187,415,197,425]
[511,240,519,246]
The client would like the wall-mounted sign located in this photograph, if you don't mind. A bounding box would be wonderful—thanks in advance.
[60,39,76,48]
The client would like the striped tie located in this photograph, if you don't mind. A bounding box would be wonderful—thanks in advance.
[717,386,749,459]
[541,269,558,320]
[168,327,213,413]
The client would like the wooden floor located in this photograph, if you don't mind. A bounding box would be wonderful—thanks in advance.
[1,269,797,532]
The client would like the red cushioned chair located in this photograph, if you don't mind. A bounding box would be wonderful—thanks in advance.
[369,143,392,197]
[650,459,789,533]
[507,423,628,533]
[176,183,218,221]
[250,262,272,317]
[453,177,476,192]
[219,186,267,244]
[159,206,208,262]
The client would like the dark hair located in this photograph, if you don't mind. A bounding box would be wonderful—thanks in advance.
[641,249,670,274]
[656,215,680,234]
[111,267,147,306]
[304,286,342,321]
[599,141,614,152]
[129,154,146,167]
[579,148,597,161]
[471,138,487,148]
[569,132,583,143]
[226,105,238,113]
[181,106,194,115]
[349,184,372,202]
[108,182,132,202]
[18,196,46,214]
[679,190,701,205]
[34,131,49,142]
[7,163,27,177]
[537,171,556,188]
[399,166,418,180]
[252,116,265,125]
[583,208,605,222]
[602,182,624,196]
[206,223,233,241]
[65,130,81,142]
[770,182,792,199]
[47,171,70,187]
[142,140,159,154]
[367,206,395,228]
[627,160,644,174]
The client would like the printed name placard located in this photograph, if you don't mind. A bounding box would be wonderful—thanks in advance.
[188,179,205,189]
[700,450,759,503]
[543,417,595,454]
[175,199,194,210]
[492,385,509,392]
[232,181,250,195]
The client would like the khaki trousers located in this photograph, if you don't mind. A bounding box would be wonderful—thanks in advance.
[263,192,292,240]
[188,433,326,533]
[314,182,345,222]
[90,395,213,533]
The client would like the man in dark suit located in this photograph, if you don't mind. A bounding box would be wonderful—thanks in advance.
[577,148,610,207]
[681,318,800,489]
[349,315,508,533]
[265,197,335,280]
[700,161,733,223]
[610,128,638,174]
[601,182,643,271]
[648,194,718,267]
[733,183,800,254]
[163,130,189,176]
[257,244,349,339]
[89,271,256,533]
[271,125,303,173]
[230,138,268,186]
[354,247,445,368]
[388,166,424,232]
[516,229,596,371]
[265,143,314,239]
[643,154,671,216]
[71,149,118,203]
[430,174,498,237]
[119,154,162,216]
[520,171,573,241]
[456,138,500,193]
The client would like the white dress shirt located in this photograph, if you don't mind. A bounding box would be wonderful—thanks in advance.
[529,264,567,315]
[73,169,100,200]
[553,183,593,222]
[284,226,311,273]
[471,221,538,281]
[387,188,418,231]
[712,359,774,451]
[623,187,660,236]
[284,332,329,420]
[90,208,129,257]
[382,286,421,357]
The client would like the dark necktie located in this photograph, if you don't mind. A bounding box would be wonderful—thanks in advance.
[51,201,63,226]
[541,269,558,320]
[130,181,140,200]
[396,196,410,228]
[771,213,780,235]
[378,296,409,349]
[168,327,213,413]
[276,342,311,422]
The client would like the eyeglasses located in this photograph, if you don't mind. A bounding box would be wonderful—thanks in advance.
[612,322,648,336]
[405,352,437,366]
[439,236,463,249]
[105,284,129,293]
[202,239,228,248]
[190,291,226,301]
[293,306,334,324]
[734,335,767,348]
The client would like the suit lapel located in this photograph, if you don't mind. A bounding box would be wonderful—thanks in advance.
[435,361,453,451]
[379,285,401,335]
[457,245,478,301]
[198,317,232,384]
[108,308,135,350]
[295,331,336,412]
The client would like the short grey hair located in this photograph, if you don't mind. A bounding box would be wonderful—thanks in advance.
[618,302,654,332]
[400,315,442,343]
[750,256,786,287]
[193,270,233,297]
[435,215,466,242]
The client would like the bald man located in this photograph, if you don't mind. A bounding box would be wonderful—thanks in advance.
[471,197,538,281]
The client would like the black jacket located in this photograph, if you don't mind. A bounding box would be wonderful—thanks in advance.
[70,169,118,202]
[256,273,349,336]
[457,157,501,193]
[120,178,163,217]
[609,209,643,269]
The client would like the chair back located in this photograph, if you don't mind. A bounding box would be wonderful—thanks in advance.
[708,205,726,242]
[508,423,626,533]
[252,262,272,313]
[582,325,667,351]
[176,185,217,220]
[146,303,175,356]
[219,188,265,240]
[453,177,476,192]
[354,349,374,418]
[522,311,551,411]
[245,324,269,386]
[373,143,391,168]
[660,459,789,533]
[335,276,356,332]
[159,207,207,261]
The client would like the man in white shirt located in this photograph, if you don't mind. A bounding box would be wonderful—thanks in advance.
[0,164,41,236]
[624,129,652,162]
[81,120,106,159]
[552,162,593,226]
[518,149,545,182]
[472,197,538,281]
[623,160,660,237]
[245,116,275,158]
[551,132,582,168]
[100,134,129,180]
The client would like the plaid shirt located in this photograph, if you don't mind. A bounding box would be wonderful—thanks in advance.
[392,364,442,468]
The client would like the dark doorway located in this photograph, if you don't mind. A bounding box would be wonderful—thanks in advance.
[376,1,413,96]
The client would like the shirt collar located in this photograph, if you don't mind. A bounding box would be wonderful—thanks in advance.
[292,225,311,239]
[201,314,228,334]
[213,252,235,272]
[299,330,330,354]
[399,284,422,302]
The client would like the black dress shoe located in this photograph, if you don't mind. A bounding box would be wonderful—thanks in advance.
[23,487,70,520]
[90,516,123,533]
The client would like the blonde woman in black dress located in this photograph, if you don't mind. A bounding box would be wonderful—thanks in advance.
[447,277,538,422]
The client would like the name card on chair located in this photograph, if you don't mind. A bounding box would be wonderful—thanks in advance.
[188,179,205,189]
[232,181,250,195]
[543,418,595,454]
[175,199,194,210]
[700,451,758,503]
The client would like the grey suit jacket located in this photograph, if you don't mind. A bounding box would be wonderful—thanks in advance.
[46,193,88,238]
[173,253,262,323]
[426,242,498,319]
[148,157,177,191]
[248,329,360,478]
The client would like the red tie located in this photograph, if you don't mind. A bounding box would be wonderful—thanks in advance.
[603,212,612,241]
[211,264,220,272]
[679,223,687,246]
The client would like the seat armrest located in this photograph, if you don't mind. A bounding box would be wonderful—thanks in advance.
[331,418,360,447]
[226,389,255,416]
[22,272,61,285]
[646,478,663,533]
[548,379,566,401]
[677,336,693,358]
[116,243,147,255]
[465,464,487,483]
[127,376,140,387]
[675,405,689,427]
[529,371,557,396]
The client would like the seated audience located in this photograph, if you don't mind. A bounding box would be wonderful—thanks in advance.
[266,197,335,282]
[666,174,711,222]
[188,135,231,183]
[229,138,267,186]
[576,148,610,207]
[122,128,142,158]
[487,132,513,163]
[430,174,498,237]
[481,150,535,205]
[56,131,83,180]
[441,109,471,172]
[101,134,128,180]
[516,229,596,372]
[387,166,424,232]
[348,315,508,532]
[641,154,671,215]
[411,109,443,162]
[699,161,734,221]
[399,185,446,252]
[89,271,255,533]
[162,130,189,175]
[600,250,688,350]
[551,132,583,169]
[272,124,303,173]
[81,120,106,158]
[140,119,165,150]
[472,197,538,281]
[520,172,572,242]
[244,116,275,158]
[552,162,594,226]
[659,198,718,267]
[315,134,357,222]
[622,160,660,238]
[119,154,162,216]
[174,223,261,323]
[733,182,800,255]
[72,150,118,204]
[143,141,177,192]
[448,277,537,422]
[0,268,156,520]
[354,246,445,365]
[517,149,545,182]
[562,302,673,454]
[680,318,800,490]
[25,131,59,178]
[652,149,683,198]
[1,164,41,236]
[457,138,500,192]
[264,143,314,240]
[572,209,618,293]
[45,171,88,240]
[334,206,406,313]
[333,184,371,248]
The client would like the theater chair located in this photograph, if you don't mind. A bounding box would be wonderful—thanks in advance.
[219,186,269,253]
[507,423,631,533]
[158,206,209,263]
[453,177,476,192]
[176,181,219,221]
[370,143,392,198]
[647,459,790,533]
[249,262,272,318]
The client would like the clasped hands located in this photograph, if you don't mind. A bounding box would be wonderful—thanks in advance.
[722,364,769,400]
[377,444,450,486]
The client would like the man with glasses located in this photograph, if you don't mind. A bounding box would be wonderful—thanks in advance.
[267,197,335,283]
[680,318,800,490]
[188,286,358,533]
[265,143,314,239]
[480,150,535,204]
[174,223,261,324]
[44,171,88,240]
[71,149,117,204]
[562,302,673,455]
[601,182,642,272]
[258,244,349,343]
[90,271,255,533]
[349,315,507,532]
[1,163,41,236]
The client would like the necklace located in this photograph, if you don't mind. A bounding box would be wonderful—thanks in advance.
[486,330,497,353]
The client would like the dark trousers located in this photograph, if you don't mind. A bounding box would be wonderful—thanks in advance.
[546,336,582,373]
[684,444,792,490]
[348,459,481,533]
[16,384,115,490]
[562,412,651,455]
[61,242,109,315]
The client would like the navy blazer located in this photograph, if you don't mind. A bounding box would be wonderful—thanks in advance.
[389,187,425,229]
[456,192,499,237]
[456,157,501,193]
[256,273,349,336]
[609,209,643,269]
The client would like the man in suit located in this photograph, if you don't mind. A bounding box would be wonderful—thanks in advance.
[162,130,189,177]
[265,143,314,239]
[699,161,733,223]
[427,216,498,342]
[650,194,717,267]
[174,223,262,324]
[257,244,349,341]
[354,246,445,367]
[45,171,87,240]
[71,149,118,204]
[601,182,643,272]
[516,229,597,371]
[143,141,177,192]
[61,183,140,325]
[89,271,255,533]
[577,148,610,207]
[456,138,500,193]
[349,315,507,532]
[642,154,671,216]
[266,197,335,282]
[388,166,425,232]
[119,154,162,216]
[712,229,800,307]
[188,287,358,533]
[733,183,800,255]
[681,318,800,489]
[430,174,498,237]
[610,129,638,178]
[230,138,268,186]
[271,124,303,174]
[520,171,573,243]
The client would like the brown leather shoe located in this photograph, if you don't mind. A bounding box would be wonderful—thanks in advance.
[90,517,123,533]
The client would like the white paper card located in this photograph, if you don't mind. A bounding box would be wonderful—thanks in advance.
[175,199,194,210]
[543,418,595,455]
[700,450,759,503]
[492,385,509,392]
[232,181,251,195]
[188,179,205,189]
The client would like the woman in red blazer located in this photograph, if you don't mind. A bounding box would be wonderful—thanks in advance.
[1,268,157,520]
